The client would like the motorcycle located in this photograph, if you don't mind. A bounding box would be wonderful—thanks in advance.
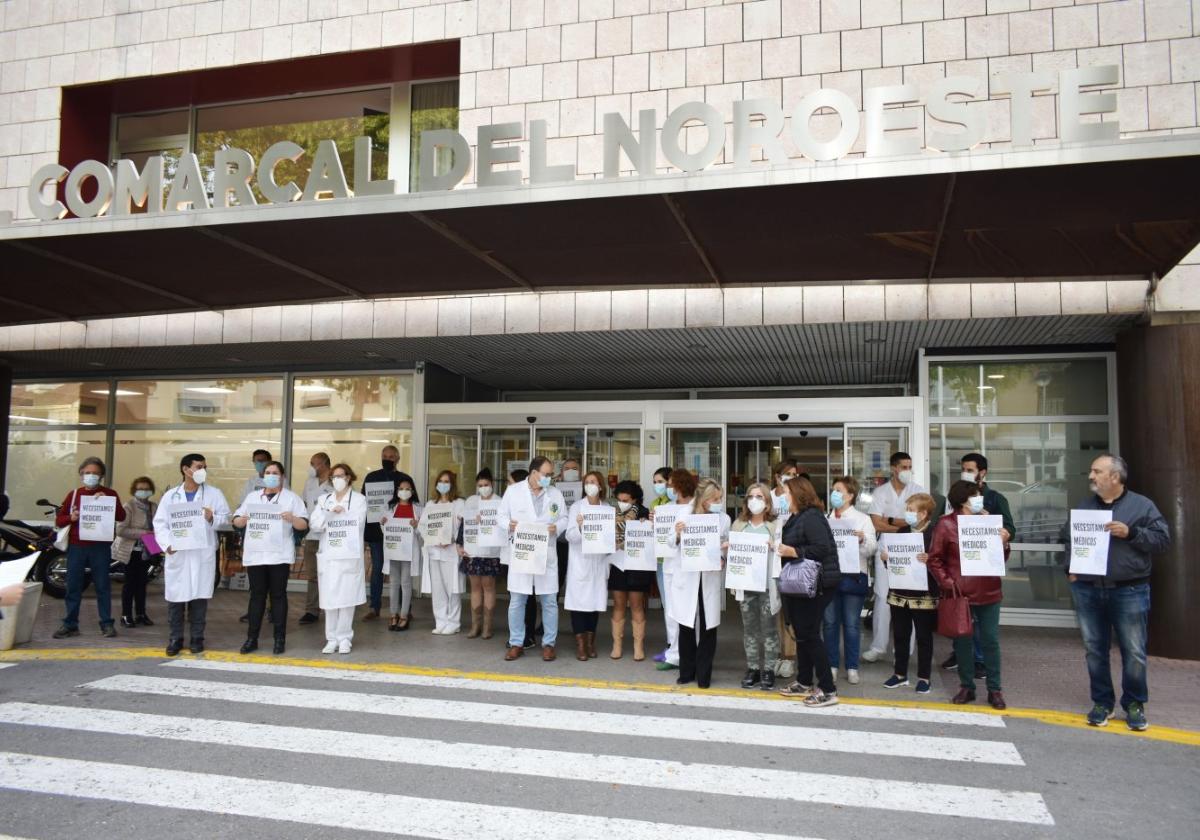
[0,499,162,599]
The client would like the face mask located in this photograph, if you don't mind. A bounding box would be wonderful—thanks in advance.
[779,474,796,486]
[332,477,348,493]
[538,475,552,489]
[381,458,396,471]
[584,483,600,498]
[190,468,207,485]
[477,485,492,498]
[829,490,845,510]
[968,495,985,514]
[562,469,580,482]
[398,489,413,501]
[898,470,914,486]
[961,471,977,483]
[436,482,452,496]
[653,482,667,497]
[135,489,153,500]
[747,497,766,515]
[707,501,723,513]
[617,501,632,513]
[307,465,318,479]
[263,474,281,489]
[665,487,677,502]
[254,461,267,476]
[81,474,101,488]
[904,511,919,527]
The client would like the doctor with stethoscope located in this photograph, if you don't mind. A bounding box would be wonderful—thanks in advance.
[308,462,368,654]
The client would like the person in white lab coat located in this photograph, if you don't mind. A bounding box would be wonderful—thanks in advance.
[420,470,465,635]
[669,477,730,689]
[379,476,422,632]
[565,470,613,661]
[501,456,568,662]
[309,463,368,654]
[153,453,231,657]
[298,451,333,625]
[232,461,308,656]
[651,468,697,672]
[458,468,501,639]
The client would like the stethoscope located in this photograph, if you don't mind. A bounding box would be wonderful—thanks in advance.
[168,484,206,504]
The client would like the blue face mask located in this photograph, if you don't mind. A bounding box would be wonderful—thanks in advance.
[538,475,552,489]
[665,487,677,502]
[81,474,101,488]
[904,511,919,527]
[263,474,281,489]
[829,490,845,510]
[254,461,268,476]
[968,496,985,514]
[436,481,452,495]
[134,489,153,500]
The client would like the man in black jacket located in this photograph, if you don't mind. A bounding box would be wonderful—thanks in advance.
[1067,454,1170,732]
[361,445,419,620]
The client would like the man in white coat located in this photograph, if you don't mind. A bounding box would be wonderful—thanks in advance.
[153,453,230,656]
[500,456,568,662]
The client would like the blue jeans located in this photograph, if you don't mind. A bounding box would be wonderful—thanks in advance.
[367,541,385,611]
[509,592,558,648]
[63,543,113,629]
[823,590,866,669]
[1071,581,1151,711]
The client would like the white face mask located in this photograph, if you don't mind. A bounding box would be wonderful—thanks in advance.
[584,483,600,498]
[961,470,977,483]
[616,500,632,513]
[746,497,767,515]
[477,485,493,498]
[308,465,318,479]
[81,473,101,488]
[707,501,723,513]
[562,469,580,482]
[332,477,349,493]
[778,474,796,486]
[897,469,914,486]
[398,489,413,501]
[968,495,985,514]
[436,482,452,496]
[190,468,207,485]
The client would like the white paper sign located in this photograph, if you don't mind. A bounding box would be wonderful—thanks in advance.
[1069,509,1113,575]
[581,505,616,554]
[166,503,208,552]
[462,517,481,555]
[78,495,117,542]
[558,481,582,511]
[882,533,928,591]
[828,520,861,575]
[243,503,285,552]
[622,521,657,571]
[421,502,455,546]
[958,515,1006,577]
[510,521,550,575]
[477,500,504,547]
[364,481,394,524]
[653,504,689,559]
[0,551,40,588]
[680,513,723,572]
[726,531,769,592]
[382,518,414,564]
[322,515,363,561]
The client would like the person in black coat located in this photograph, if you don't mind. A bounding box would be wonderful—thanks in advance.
[776,476,840,707]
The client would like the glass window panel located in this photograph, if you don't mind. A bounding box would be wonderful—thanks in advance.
[194,89,391,204]
[534,428,584,478]
[288,430,413,497]
[112,429,282,509]
[667,427,723,486]
[929,359,1109,418]
[482,427,530,492]
[427,429,479,499]
[115,378,285,425]
[116,110,189,144]
[846,426,908,513]
[586,429,641,490]
[9,382,109,426]
[409,80,460,191]
[5,429,111,519]
[292,375,413,424]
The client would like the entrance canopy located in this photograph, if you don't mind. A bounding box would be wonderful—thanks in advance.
[1,137,1198,327]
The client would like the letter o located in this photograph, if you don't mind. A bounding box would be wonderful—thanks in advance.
[661,102,726,174]
[791,90,861,162]
[65,159,115,218]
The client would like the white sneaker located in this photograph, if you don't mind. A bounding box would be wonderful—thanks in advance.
[321,641,337,654]
[338,640,352,654]
[431,627,443,635]
[860,649,882,663]
[847,669,860,685]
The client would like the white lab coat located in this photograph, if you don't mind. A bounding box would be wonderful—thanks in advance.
[302,475,333,541]
[668,511,730,630]
[154,483,231,603]
[564,498,612,612]
[498,480,568,596]
[419,497,465,596]
[234,487,307,566]
[309,489,368,610]
[462,494,501,559]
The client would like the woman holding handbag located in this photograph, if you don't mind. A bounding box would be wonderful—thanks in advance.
[928,480,1008,709]
[776,476,840,707]
[879,492,939,694]
[113,476,158,629]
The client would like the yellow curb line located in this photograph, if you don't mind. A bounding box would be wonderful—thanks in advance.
[3,646,1198,748]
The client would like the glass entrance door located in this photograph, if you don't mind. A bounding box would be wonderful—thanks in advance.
[426,428,479,499]
[482,427,531,492]
[667,426,725,488]
[844,424,910,513]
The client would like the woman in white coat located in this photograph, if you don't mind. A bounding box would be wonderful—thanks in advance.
[670,476,730,689]
[565,470,613,661]
[232,461,308,656]
[823,475,878,685]
[500,456,568,662]
[153,453,230,657]
[309,463,368,654]
[419,470,466,635]
[378,476,422,632]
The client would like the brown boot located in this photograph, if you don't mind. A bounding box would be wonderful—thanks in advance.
[632,617,647,661]
[466,606,483,639]
[575,633,589,661]
[481,608,494,640]
[586,631,597,659]
[610,618,624,659]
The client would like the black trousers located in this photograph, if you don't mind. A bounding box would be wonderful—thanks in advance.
[167,599,208,643]
[570,610,600,634]
[120,548,149,619]
[787,588,836,694]
[891,604,937,680]
[678,584,718,688]
[246,564,290,640]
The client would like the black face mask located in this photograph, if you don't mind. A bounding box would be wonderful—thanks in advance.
[381,458,396,471]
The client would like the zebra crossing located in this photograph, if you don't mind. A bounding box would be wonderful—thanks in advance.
[0,657,1056,836]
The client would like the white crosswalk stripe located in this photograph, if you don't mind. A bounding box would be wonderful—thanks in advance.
[83,673,1024,765]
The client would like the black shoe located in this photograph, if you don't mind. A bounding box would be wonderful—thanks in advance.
[239,639,258,654]
[760,669,776,690]
[189,639,204,655]
[166,638,184,657]
[120,616,136,629]
[137,615,154,627]
[741,669,761,689]
[51,624,79,639]
[974,661,987,681]
[239,613,249,623]
[273,635,286,655]
[298,612,318,625]
[101,624,117,638]
[522,637,535,650]
[942,653,958,671]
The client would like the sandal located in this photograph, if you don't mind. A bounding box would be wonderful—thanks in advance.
[388,615,401,632]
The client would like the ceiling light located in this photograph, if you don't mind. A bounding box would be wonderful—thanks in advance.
[185,386,235,394]
[87,361,105,367]
[986,374,1005,380]
[294,384,336,393]
[92,388,142,396]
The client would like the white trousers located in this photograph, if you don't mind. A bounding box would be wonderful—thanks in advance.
[325,606,354,644]
[662,570,680,665]
[429,559,461,632]
[387,560,413,617]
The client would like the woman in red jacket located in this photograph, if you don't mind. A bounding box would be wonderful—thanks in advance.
[927,479,1009,710]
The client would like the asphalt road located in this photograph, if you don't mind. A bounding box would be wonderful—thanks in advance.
[0,654,1196,839]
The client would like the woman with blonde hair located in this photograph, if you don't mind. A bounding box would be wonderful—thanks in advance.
[670,476,730,689]
[730,482,780,689]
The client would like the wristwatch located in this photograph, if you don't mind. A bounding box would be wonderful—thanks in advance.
[887,517,895,526]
